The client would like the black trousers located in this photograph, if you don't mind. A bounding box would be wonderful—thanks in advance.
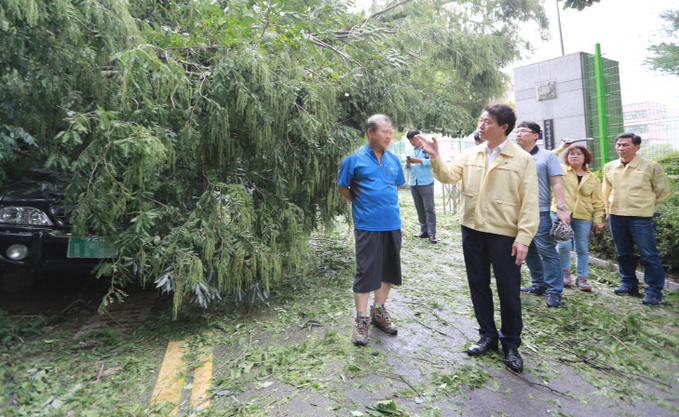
[461,225,523,349]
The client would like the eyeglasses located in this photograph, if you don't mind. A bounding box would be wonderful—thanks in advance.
[516,129,537,134]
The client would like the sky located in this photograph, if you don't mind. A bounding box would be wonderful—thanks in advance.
[509,0,679,110]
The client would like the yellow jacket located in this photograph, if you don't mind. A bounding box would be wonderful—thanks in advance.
[430,141,539,246]
[602,155,670,217]
[550,165,605,223]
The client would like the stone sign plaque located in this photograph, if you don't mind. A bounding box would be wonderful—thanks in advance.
[543,119,555,150]
[536,80,557,101]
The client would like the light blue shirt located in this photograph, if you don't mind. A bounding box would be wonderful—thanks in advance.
[337,143,406,231]
[405,147,434,186]
[529,146,563,212]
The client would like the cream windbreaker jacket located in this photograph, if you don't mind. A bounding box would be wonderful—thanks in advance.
[603,155,670,217]
[550,165,605,223]
[430,141,539,247]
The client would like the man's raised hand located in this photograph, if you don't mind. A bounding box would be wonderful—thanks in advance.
[418,135,439,159]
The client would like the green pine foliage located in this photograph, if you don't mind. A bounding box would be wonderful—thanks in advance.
[647,9,679,76]
[1,0,548,316]
[560,0,600,11]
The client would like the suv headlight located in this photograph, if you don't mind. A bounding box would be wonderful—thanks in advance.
[0,206,53,226]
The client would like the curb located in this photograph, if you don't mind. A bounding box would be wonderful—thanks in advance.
[582,252,679,292]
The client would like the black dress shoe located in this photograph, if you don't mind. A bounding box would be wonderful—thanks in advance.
[428,235,437,244]
[414,232,429,238]
[503,347,524,372]
[466,337,498,356]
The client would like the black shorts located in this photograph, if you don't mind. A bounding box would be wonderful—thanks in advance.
[353,229,402,293]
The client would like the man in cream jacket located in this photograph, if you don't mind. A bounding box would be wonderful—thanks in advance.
[419,103,538,372]
[603,133,670,305]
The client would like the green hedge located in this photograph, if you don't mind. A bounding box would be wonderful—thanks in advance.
[655,196,679,272]
[589,196,679,274]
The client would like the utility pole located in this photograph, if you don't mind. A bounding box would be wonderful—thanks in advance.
[555,0,565,56]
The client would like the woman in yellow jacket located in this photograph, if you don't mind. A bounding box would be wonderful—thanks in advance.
[551,143,605,291]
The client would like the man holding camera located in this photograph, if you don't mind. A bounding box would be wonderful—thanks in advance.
[405,129,437,244]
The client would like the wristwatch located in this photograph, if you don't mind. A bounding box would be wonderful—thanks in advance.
[556,205,567,211]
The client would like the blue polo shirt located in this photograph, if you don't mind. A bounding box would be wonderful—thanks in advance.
[338,143,406,231]
[405,146,434,186]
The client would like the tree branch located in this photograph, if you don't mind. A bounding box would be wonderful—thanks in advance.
[365,0,416,23]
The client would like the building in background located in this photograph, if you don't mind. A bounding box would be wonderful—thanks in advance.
[623,102,666,142]
[623,102,679,160]
[513,52,624,168]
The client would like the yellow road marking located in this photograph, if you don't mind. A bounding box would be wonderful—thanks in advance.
[151,333,215,415]
[190,351,213,409]
[150,339,188,415]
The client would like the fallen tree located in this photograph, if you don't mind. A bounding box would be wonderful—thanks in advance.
[1,0,548,316]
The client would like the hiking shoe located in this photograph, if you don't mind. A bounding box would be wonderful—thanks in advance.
[352,315,371,346]
[521,285,546,295]
[545,293,562,308]
[614,286,640,296]
[563,270,572,287]
[576,277,591,292]
[641,294,662,306]
[370,305,398,335]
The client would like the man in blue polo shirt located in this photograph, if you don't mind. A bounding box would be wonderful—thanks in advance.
[406,129,437,244]
[337,114,406,346]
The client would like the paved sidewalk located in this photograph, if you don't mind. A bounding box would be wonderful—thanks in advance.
[202,197,679,416]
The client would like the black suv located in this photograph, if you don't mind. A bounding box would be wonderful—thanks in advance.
[0,177,114,291]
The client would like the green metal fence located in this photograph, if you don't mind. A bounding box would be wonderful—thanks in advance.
[582,49,624,169]
[583,46,679,169]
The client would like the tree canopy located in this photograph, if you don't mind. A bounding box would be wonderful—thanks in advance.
[560,0,600,11]
[647,9,679,76]
[1,0,548,315]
